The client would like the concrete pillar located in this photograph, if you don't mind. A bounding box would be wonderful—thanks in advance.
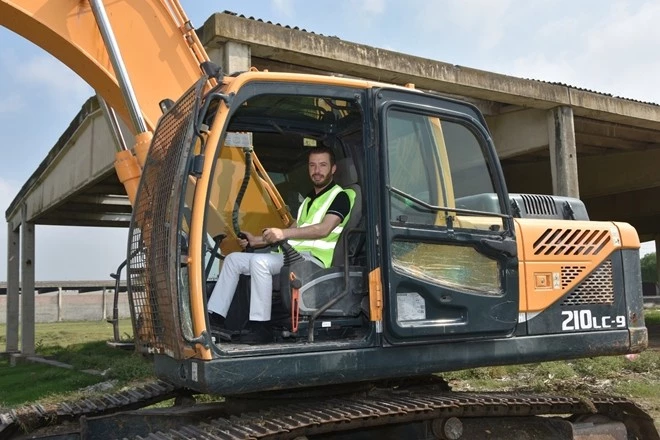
[5,223,20,353]
[20,221,36,355]
[655,237,660,295]
[206,42,251,75]
[547,106,579,198]
[102,287,107,320]
[58,287,63,322]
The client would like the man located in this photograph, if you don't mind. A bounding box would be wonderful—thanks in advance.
[207,146,355,343]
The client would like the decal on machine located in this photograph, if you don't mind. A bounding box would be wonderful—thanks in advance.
[561,309,626,331]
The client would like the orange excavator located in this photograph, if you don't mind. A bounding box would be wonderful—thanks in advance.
[0,1,657,439]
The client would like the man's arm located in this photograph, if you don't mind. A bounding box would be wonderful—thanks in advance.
[262,189,351,244]
[262,214,341,243]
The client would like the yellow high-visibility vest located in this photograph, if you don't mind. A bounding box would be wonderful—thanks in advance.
[289,184,356,268]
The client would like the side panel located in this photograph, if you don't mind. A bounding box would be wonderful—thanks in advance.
[516,218,643,338]
[155,326,642,395]
[0,0,204,131]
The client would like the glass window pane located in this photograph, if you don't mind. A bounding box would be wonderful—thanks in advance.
[392,240,502,295]
[386,109,504,232]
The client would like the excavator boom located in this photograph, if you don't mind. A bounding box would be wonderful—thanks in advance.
[0,0,207,133]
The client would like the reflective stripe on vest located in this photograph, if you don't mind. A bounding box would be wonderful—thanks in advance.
[288,185,356,268]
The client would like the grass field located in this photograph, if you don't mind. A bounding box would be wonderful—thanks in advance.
[647,307,660,324]
[0,320,152,408]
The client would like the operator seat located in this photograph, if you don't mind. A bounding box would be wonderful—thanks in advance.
[331,157,363,266]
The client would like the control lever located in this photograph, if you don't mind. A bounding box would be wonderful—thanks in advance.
[278,241,304,265]
[237,232,253,253]
[205,234,225,279]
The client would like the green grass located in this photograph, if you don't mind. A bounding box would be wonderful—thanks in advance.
[0,359,101,407]
[0,319,135,348]
[0,320,153,409]
[444,350,660,428]
[646,308,660,325]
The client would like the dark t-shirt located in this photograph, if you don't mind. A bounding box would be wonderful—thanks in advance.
[302,181,351,221]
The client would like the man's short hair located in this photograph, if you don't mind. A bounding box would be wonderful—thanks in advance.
[308,146,336,166]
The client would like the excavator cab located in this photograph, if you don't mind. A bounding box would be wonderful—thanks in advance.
[190,77,521,350]
[125,72,646,402]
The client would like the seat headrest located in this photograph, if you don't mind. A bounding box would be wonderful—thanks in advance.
[334,157,358,186]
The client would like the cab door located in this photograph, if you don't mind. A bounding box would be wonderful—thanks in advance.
[374,89,519,344]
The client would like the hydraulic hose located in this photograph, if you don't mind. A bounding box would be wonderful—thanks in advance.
[232,147,253,252]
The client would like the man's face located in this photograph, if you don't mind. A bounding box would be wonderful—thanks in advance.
[308,152,336,189]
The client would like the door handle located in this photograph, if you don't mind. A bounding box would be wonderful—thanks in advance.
[479,237,517,258]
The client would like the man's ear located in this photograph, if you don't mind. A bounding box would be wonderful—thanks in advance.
[331,164,337,175]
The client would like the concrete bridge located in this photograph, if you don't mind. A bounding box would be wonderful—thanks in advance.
[5,11,660,355]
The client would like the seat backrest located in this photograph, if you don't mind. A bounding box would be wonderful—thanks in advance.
[332,157,363,266]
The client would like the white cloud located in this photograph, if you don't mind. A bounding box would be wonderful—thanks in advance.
[15,54,92,103]
[0,93,25,114]
[358,0,386,14]
[641,241,655,256]
[272,0,295,18]
[416,0,514,50]
[469,0,660,104]
[509,53,578,84]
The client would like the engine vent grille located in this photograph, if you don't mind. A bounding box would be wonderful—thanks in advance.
[561,265,587,288]
[561,260,614,306]
[533,228,611,256]
[521,194,557,216]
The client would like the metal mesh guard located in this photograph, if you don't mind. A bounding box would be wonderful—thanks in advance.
[127,78,206,356]
[561,260,614,306]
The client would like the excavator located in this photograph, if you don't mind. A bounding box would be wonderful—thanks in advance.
[0,1,657,439]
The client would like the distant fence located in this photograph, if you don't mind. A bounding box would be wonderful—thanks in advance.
[0,280,126,296]
[0,280,130,324]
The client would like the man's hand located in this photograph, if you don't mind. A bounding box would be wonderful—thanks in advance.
[238,231,255,249]
[262,227,286,244]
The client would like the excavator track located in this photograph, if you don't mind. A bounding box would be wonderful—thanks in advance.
[0,380,177,439]
[134,391,658,440]
[2,383,657,439]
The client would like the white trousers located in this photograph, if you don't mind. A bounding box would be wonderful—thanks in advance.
[207,251,321,321]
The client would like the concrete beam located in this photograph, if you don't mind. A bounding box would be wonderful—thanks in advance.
[505,145,660,199]
[575,133,652,152]
[548,106,579,197]
[20,220,35,355]
[485,108,548,159]
[575,117,660,143]
[578,148,660,198]
[5,223,19,353]
[6,105,126,226]
[37,212,131,227]
[584,187,660,220]
[206,41,250,75]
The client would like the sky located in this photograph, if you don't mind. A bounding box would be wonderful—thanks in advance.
[0,0,658,281]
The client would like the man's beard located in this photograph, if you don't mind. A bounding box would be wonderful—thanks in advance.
[312,173,332,189]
